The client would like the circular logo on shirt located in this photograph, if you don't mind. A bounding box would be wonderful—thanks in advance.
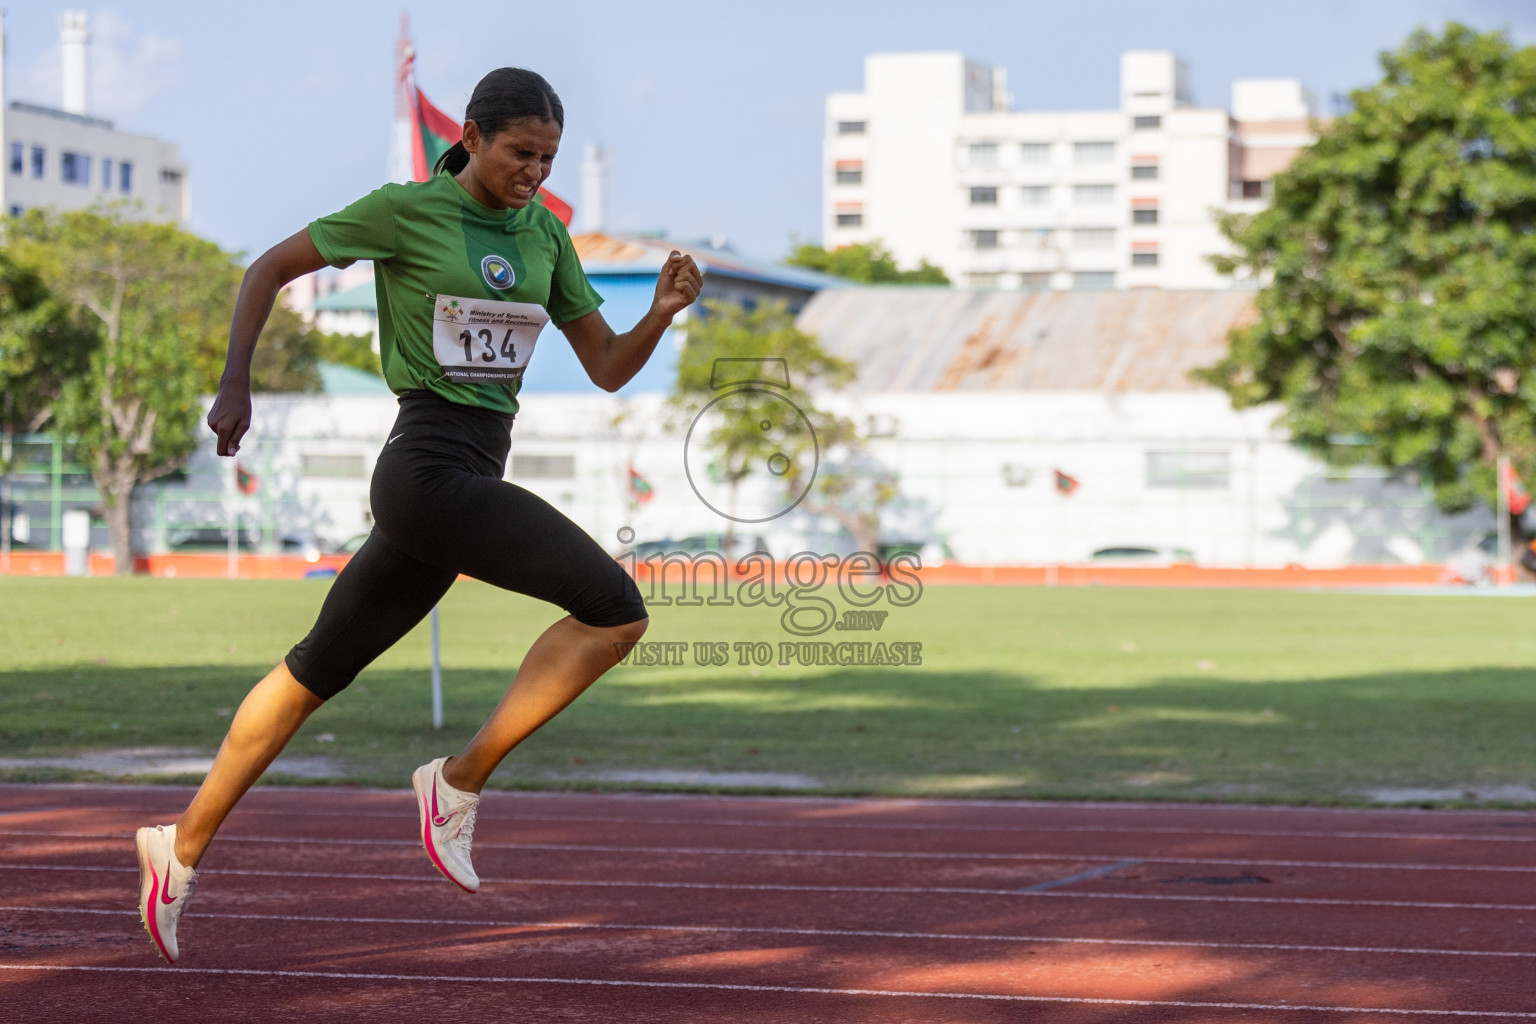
[481,254,515,291]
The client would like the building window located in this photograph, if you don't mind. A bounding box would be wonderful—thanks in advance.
[161,167,183,184]
[1018,272,1052,292]
[301,454,367,478]
[1073,184,1115,206]
[967,142,998,168]
[1021,227,1054,249]
[1072,271,1116,291]
[966,272,1001,290]
[101,158,113,190]
[1073,141,1115,164]
[1131,251,1160,267]
[1019,142,1051,164]
[61,152,92,185]
[837,120,866,135]
[8,143,20,176]
[835,168,862,185]
[970,229,1000,250]
[1133,115,1162,130]
[1147,450,1229,489]
[1131,163,1159,180]
[1072,228,1116,250]
[8,205,22,217]
[1132,207,1159,225]
[1019,185,1050,206]
[1232,179,1272,199]
[31,146,45,179]
[120,161,133,192]
[969,186,998,206]
[836,212,863,227]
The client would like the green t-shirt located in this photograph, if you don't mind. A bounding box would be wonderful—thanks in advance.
[308,171,603,415]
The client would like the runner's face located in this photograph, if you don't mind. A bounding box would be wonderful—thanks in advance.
[464,118,561,210]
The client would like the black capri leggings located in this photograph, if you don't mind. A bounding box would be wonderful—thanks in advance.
[285,391,647,700]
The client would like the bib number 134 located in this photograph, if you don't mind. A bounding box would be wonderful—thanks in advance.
[462,328,519,364]
[431,293,550,384]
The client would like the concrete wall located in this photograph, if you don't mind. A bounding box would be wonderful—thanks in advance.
[129,388,1490,569]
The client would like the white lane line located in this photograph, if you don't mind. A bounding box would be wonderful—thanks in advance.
[2,829,1529,874]
[27,806,1535,844]
[1020,859,1144,892]
[1,963,1531,1016]
[6,863,1534,911]
[7,904,1534,959]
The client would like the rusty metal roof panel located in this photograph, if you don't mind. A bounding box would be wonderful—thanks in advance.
[794,288,1257,392]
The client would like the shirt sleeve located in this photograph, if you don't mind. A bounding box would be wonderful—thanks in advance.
[545,214,604,327]
[307,186,398,268]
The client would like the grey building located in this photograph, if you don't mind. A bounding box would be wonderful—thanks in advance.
[0,12,190,222]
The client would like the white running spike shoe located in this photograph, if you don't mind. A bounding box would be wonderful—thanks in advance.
[412,757,481,892]
[135,824,198,964]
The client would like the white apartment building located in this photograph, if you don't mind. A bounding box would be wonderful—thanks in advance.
[824,51,1318,290]
[0,12,190,223]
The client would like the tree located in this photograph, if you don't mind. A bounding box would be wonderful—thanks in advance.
[1199,24,1536,525]
[670,299,897,554]
[313,328,383,378]
[8,208,242,573]
[243,302,324,393]
[0,252,96,439]
[785,240,950,285]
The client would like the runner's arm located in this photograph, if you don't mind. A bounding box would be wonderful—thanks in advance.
[208,230,330,456]
[561,251,701,392]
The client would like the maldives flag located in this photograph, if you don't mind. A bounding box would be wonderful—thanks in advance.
[409,82,574,225]
[627,464,654,504]
[235,461,258,496]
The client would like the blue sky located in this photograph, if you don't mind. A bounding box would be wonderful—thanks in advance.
[5,0,1532,263]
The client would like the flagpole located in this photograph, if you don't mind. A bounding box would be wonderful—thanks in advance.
[227,459,238,579]
[430,605,443,729]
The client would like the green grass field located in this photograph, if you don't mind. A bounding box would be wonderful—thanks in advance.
[1,577,1533,806]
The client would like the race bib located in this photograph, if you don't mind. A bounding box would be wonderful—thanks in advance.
[431,294,550,384]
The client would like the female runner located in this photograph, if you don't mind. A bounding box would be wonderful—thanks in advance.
[134,67,700,963]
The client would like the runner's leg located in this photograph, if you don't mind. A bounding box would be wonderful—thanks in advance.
[173,529,457,867]
[378,472,648,794]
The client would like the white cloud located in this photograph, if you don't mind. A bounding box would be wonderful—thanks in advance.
[19,10,182,119]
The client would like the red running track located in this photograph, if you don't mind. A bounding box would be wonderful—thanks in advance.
[2,784,1534,1023]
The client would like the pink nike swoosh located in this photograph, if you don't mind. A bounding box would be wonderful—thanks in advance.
[160,862,177,905]
[431,778,449,827]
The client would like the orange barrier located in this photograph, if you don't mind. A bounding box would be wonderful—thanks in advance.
[0,552,352,579]
[0,553,1459,588]
[909,562,1454,588]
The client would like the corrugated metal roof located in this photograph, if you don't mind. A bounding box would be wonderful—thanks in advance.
[573,232,850,292]
[794,288,1258,392]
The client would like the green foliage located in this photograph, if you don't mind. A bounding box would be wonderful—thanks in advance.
[7,207,241,569]
[785,240,950,285]
[245,302,324,393]
[670,300,903,549]
[1201,24,1536,514]
[313,328,383,378]
[0,252,97,438]
[670,300,854,517]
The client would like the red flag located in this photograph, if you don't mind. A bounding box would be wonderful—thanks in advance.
[236,461,258,496]
[627,464,654,504]
[1502,460,1530,515]
[1053,469,1079,497]
[401,46,573,225]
